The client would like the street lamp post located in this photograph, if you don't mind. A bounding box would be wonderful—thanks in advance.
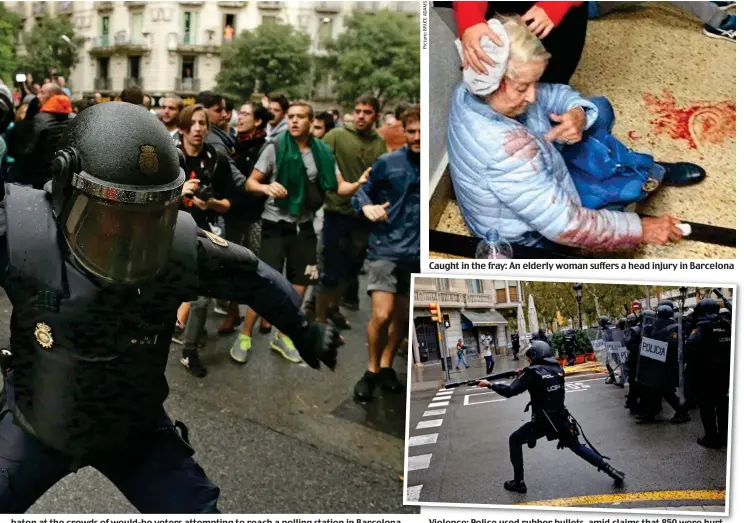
[573,283,583,330]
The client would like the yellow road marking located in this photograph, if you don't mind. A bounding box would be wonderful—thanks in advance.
[518,489,726,507]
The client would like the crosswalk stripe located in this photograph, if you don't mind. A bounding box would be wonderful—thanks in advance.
[407,454,432,471]
[409,433,438,446]
[423,409,446,417]
[428,401,449,408]
[416,419,443,429]
[407,485,423,502]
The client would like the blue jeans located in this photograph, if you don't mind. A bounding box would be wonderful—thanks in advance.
[456,353,469,368]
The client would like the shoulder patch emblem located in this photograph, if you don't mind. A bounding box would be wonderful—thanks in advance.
[35,322,54,350]
[139,145,159,174]
[204,231,228,247]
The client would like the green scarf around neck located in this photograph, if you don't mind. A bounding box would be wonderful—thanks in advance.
[274,131,337,216]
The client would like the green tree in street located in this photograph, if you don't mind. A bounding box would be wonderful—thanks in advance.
[216,23,311,102]
[326,10,419,108]
[17,15,83,81]
[0,4,21,83]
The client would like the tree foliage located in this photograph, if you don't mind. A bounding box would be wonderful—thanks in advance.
[216,22,312,102]
[326,10,419,108]
[17,15,83,80]
[0,4,21,83]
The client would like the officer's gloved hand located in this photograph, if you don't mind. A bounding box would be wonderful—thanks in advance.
[296,322,341,370]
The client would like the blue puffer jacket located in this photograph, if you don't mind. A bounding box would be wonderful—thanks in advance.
[447,83,644,251]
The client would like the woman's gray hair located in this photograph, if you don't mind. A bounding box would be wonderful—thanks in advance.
[498,15,552,80]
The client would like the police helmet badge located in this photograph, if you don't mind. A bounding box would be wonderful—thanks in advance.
[205,231,228,248]
[34,322,54,349]
[139,145,158,174]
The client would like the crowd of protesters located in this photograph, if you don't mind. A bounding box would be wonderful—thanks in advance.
[0,77,420,402]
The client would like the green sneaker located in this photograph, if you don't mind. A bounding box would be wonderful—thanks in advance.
[270,333,302,363]
[229,334,252,364]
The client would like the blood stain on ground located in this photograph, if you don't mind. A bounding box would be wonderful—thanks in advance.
[627,130,641,141]
[642,90,735,150]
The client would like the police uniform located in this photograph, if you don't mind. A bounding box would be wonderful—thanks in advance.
[599,317,618,384]
[0,102,340,513]
[687,299,731,448]
[564,329,576,366]
[623,314,642,412]
[637,305,689,424]
[489,341,624,492]
[510,333,520,360]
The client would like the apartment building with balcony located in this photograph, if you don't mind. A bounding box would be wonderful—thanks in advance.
[9,1,418,103]
[412,279,524,365]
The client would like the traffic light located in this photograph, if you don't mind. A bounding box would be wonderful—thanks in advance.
[428,302,442,323]
[443,314,450,329]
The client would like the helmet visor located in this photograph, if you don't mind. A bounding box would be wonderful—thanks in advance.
[63,190,179,284]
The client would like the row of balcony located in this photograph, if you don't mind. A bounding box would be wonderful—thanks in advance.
[92,77,201,93]
[413,291,510,309]
[16,1,415,18]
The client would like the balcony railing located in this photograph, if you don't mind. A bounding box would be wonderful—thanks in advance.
[182,31,195,45]
[413,290,438,306]
[258,1,282,9]
[315,2,341,13]
[92,35,111,47]
[123,77,142,89]
[175,77,200,91]
[57,1,74,14]
[218,1,247,6]
[94,77,112,91]
[438,292,465,307]
[465,293,494,307]
[96,1,114,11]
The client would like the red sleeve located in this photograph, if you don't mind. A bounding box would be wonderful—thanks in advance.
[453,1,489,36]
[536,1,584,25]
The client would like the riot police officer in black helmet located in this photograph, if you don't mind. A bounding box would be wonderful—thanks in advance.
[477,340,625,493]
[636,305,690,424]
[624,313,642,413]
[0,102,341,513]
[564,328,577,366]
[510,332,520,361]
[533,328,549,343]
[599,316,617,385]
[687,299,732,448]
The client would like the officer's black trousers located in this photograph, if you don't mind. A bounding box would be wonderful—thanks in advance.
[699,394,729,442]
[0,385,220,513]
[509,421,605,482]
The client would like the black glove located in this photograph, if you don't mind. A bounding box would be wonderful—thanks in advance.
[296,322,341,370]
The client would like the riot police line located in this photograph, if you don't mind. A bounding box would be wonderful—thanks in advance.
[595,296,732,449]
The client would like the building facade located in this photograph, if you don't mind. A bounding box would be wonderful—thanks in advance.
[8,0,418,103]
[412,278,524,365]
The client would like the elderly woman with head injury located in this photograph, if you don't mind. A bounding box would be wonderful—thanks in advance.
[447,16,705,253]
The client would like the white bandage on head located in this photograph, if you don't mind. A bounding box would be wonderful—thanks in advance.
[455,19,510,96]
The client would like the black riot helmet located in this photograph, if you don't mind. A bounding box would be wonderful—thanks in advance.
[526,340,553,362]
[694,298,721,321]
[626,313,638,327]
[656,305,674,320]
[617,318,627,330]
[658,299,678,312]
[599,316,610,328]
[51,102,186,284]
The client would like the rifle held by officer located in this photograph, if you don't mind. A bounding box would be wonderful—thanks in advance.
[445,370,521,389]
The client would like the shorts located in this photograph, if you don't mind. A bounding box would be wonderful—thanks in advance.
[319,211,369,290]
[225,217,262,254]
[365,259,418,296]
[259,219,318,286]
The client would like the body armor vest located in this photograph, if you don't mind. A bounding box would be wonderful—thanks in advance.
[3,185,199,458]
[528,362,565,415]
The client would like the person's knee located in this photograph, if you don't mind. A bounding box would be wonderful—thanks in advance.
[589,96,615,131]
[371,305,394,326]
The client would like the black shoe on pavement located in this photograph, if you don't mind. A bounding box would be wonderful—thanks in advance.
[181,350,207,378]
[354,371,378,401]
[171,323,185,345]
[379,367,403,393]
[503,479,527,493]
[697,436,723,449]
[599,461,626,486]
[670,411,692,423]
[635,414,656,423]
[657,161,706,186]
[605,376,617,385]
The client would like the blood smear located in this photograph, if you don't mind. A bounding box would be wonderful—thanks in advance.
[642,90,736,150]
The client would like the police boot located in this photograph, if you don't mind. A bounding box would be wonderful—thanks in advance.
[503,479,527,493]
[599,461,625,486]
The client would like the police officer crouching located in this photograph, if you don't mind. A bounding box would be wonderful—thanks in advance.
[0,102,341,513]
[477,341,625,493]
[687,299,732,449]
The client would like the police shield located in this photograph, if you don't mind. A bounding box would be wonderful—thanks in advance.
[609,328,629,366]
[637,335,668,390]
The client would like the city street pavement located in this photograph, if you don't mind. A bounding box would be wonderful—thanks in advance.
[406,367,728,512]
[0,282,414,514]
